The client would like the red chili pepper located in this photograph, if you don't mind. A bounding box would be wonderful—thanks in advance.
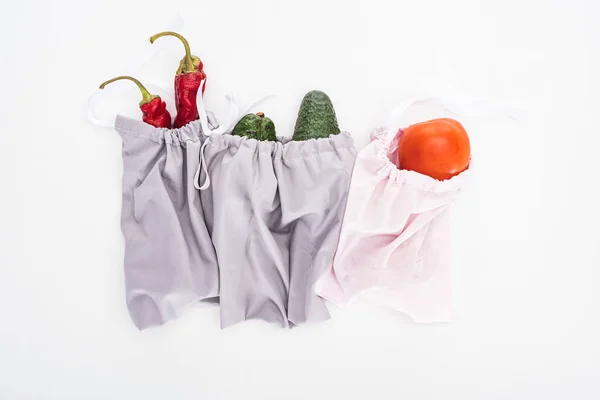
[99,76,172,128]
[149,31,206,128]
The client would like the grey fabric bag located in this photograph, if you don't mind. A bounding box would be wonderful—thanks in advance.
[115,115,219,330]
[199,133,357,328]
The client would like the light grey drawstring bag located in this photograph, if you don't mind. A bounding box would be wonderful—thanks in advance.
[115,114,219,330]
[198,133,357,328]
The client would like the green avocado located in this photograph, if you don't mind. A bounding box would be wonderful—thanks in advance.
[231,112,277,141]
[292,90,340,141]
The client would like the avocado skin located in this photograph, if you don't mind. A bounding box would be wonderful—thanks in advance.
[232,113,277,141]
[292,90,340,141]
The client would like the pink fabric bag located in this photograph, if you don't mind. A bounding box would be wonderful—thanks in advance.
[316,99,474,322]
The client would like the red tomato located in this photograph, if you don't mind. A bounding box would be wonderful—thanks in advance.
[397,118,471,181]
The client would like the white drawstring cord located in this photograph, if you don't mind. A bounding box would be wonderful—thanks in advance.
[384,93,526,144]
[194,139,211,190]
[193,80,274,191]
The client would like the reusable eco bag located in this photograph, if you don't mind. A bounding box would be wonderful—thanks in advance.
[114,114,220,329]
[194,93,357,328]
[317,98,478,322]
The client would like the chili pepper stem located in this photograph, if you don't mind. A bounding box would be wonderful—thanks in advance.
[149,31,195,73]
[99,76,156,105]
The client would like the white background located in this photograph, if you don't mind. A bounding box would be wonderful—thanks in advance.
[2,1,599,399]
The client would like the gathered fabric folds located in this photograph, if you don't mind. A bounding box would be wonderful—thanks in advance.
[199,133,357,328]
[316,126,470,322]
[115,115,220,330]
